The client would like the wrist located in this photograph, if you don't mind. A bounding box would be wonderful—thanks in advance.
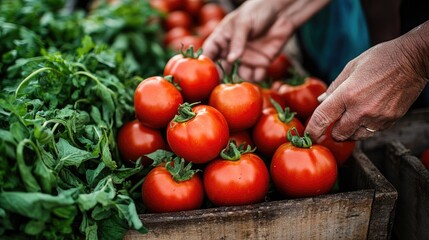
[396,20,429,83]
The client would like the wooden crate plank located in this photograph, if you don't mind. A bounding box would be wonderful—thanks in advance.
[125,190,373,240]
[351,146,398,240]
[360,108,429,240]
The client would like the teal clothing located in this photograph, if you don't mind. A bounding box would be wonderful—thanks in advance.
[298,0,370,83]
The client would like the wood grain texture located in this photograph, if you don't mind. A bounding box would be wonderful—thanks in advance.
[125,191,373,240]
[124,146,397,240]
[361,109,429,240]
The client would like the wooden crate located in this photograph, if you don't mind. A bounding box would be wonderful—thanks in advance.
[360,109,429,240]
[124,147,397,240]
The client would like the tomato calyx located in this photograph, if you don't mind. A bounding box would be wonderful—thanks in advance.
[146,150,199,182]
[166,156,199,182]
[287,127,312,148]
[270,98,296,123]
[220,140,255,161]
[217,60,243,84]
[180,45,203,59]
[147,149,175,166]
[164,75,182,91]
[284,70,306,86]
[172,102,199,122]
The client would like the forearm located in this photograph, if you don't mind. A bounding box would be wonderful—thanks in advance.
[275,0,331,27]
[395,20,429,83]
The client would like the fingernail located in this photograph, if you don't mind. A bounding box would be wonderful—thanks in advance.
[227,52,238,62]
[317,92,327,102]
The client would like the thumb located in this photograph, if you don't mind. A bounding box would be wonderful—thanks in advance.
[305,93,345,143]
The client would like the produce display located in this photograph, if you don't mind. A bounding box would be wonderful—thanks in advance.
[0,0,357,239]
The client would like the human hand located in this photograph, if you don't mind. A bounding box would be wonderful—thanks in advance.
[305,23,429,143]
[202,0,330,82]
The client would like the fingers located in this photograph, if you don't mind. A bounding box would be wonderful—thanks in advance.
[227,24,250,62]
[305,93,345,143]
[237,65,266,82]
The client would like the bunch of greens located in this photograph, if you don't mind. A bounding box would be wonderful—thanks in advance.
[0,0,171,239]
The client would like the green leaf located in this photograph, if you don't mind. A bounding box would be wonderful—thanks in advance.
[56,138,97,168]
[10,121,27,143]
[77,36,95,57]
[86,162,107,186]
[97,213,129,240]
[77,177,116,211]
[24,219,45,235]
[116,194,146,233]
[100,133,117,170]
[0,191,76,221]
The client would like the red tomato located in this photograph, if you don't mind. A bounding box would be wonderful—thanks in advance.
[229,130,255,149]
[420,149,429,170]
[260,86,286,110]
[134,76,183,129]
[164,27,191,46]
[272,76,327,122]
[317,123,356,167]
[167,104,229,164]
[199,3,226,24]
[164,11,192,31]
[117,120,166,166]
[194,19,220,40]
[142,163,204,213]
[253,107,304,157]
[164,0,183,12]
[164,48,219,102]
[149,0,169,13]
[271,131,337,198]
[203,144,270,206]
[183,0,204,16]
[167,35,204,53]
[209,82,263,132]
[266,54,292,80]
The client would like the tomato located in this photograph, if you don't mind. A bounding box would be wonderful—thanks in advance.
[229,130,255,149]
[167,103,229,164]
[134,76,183,129]
[149,0,169,13]
[209,81,262,132]
[199,3,226,24]
[164,27,191,46]
[272,75,327,122]
[164,47,219,102]
[142,159,204,213]
[266,53,292,80]
[117,120,166,166]
[253,106,304,158]
[203,142,270,206]
[167,35,204,53]
[420,149,429,170]
[260,86,286,110]
[164,11,192,31]
[194,19,220,40]
[315,122,356,167]
[183,0,204,16]
[270,129,337,198]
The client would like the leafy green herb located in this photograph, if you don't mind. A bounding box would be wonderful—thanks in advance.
[0,0,170,239]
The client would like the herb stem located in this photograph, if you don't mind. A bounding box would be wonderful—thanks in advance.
[14,67,64,98]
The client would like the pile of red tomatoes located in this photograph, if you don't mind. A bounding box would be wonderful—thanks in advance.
[117,46,356,213]
[150,0,226,52]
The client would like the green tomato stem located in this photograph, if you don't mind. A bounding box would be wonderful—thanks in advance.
[172,102,199,123]
[270,98,296,123]
[287,127,312,148]
[220,141,255,161]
